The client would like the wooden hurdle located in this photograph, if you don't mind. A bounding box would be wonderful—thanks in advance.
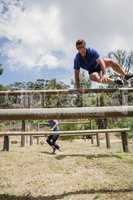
[0,106,132,120]
[1,128,130,152]
[0,88,132,95]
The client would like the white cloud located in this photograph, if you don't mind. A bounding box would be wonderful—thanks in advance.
[0,0,69,70]
[0,0,133,73]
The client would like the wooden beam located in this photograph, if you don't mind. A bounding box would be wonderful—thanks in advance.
[34,133,97,137]
[39,121,90,125]
[0,128,130,136]
[0,106,132,120]
[0,88,132,95]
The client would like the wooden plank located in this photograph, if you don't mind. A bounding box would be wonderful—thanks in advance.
[39,121,90,125]
[0,88,132,95]
[34,133,97,137]
[0,106,132,120]
[0,128,130,136]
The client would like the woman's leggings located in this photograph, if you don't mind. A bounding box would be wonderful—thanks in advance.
[46,134,60,149]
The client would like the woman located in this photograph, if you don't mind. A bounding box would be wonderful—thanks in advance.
[46,119,60,154]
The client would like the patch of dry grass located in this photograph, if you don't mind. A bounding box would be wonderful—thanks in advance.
[0,138,133,200]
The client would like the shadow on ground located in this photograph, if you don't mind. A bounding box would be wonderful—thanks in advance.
[1,188,133,200]
[54,153,123,160]
[40,151,54,155]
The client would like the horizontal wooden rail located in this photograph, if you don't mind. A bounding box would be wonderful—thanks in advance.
[39,121,91,125]
[2,128,129,152]
[0,128,130,136]
[0,88,132,95]
[0,106,132,120]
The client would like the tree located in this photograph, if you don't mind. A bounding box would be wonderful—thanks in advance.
[108,49,133,73]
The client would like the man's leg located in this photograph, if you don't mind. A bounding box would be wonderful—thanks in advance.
[103,58,126,77]
[90,58,128,85]
[90,72,114,84]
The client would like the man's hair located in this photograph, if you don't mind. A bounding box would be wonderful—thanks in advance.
[76,39,86,48]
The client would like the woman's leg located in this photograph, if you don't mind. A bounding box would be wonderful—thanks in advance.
[46,135,53,146]
[52,134,60,150]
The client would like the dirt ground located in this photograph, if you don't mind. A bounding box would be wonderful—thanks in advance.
[0,137,133,200]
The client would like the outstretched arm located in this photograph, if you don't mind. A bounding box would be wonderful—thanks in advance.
[74,69,80,89]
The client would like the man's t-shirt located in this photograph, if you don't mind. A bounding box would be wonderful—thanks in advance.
[74,48,100,73]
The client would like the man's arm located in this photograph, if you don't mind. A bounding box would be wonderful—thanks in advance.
[96,58,106,75]
[74,69,80,89]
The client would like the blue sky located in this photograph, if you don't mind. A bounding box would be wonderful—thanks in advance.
[0,35,72,85]
[0,0,133,86]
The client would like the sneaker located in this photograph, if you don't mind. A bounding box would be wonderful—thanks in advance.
[114,78,124,86]
[58,147,61,151]
[124,73,133,81]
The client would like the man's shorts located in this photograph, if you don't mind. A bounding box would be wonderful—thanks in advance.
[89,64,102,74]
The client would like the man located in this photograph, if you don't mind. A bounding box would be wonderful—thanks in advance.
[74,39,133,91]
[46,119,60,154]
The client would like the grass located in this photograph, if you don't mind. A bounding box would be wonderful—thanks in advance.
[0,138,133,200]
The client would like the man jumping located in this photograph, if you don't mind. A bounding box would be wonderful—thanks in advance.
[74,39,133,90]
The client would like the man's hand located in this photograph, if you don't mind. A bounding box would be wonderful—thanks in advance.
[78,88,86,93]
[100,73,108,83]
[99,70,103,79]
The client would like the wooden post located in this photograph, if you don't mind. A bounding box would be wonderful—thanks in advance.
[26,133,29,145]
[101,118,111,149]
[36,122,39,145]
[27,120,33,146]
[99,95,109,149]
[41,94,44,108]
[3,135,10,151]
[36,137,39,145]
[121,90,128,106]
[105,133,111,149]
[89,119,94,144]
[91,136,94,144]
[30,134,33,146]
[29,122,33,146]
[96,96,100,146]
[121,131,129,152]
[21,120,26,147]
[27,96,33,146]
[96,133,100,146]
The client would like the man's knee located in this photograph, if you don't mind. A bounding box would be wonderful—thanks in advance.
[90,73,109,84]
[104,58,114,67]
[90,75,102,83]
